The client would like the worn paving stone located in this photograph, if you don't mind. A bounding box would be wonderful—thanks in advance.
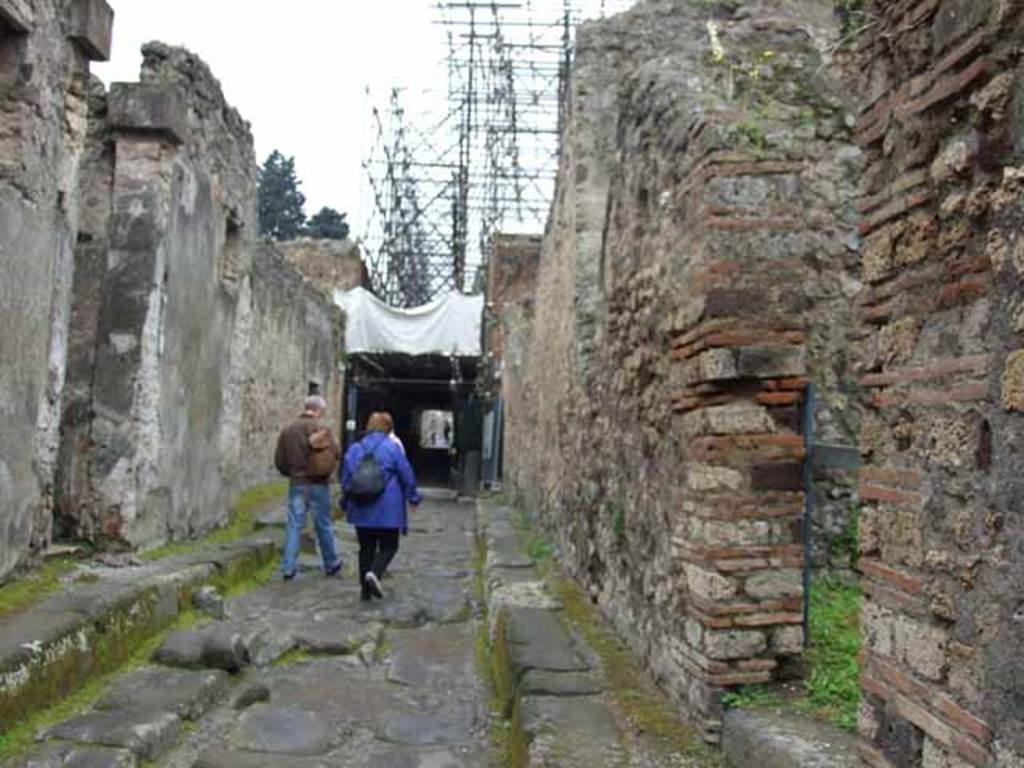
[488,581,560,640]
[364,578,470,627]
[486,536,533,569]
[152,626,246,672]
[520,669,600,697]
[722,708,859,768]
[194,746,333,767]
[233,682,271,710]
[294,615,382,655]
[519,696,626,767]
[505,607,589,673]
[93,666,229,720]
[235,705,334,756]
[362,745,485,767]
[387,624,476,689]
[381,704,478,747]
[44,710,180,761]
[3,742,137,768]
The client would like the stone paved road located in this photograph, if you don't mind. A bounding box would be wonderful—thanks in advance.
[9,494,723,768]
[10,494,488,768]
[167,494,488,767]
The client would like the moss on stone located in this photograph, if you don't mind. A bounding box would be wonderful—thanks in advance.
[0,530,278,760]
[0,608,199,761]
[545,568,727,766]
[141,482,287,562]
[0,558,78,619]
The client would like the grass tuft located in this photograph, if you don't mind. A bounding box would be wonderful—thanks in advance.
[722,684,783,710]
[0,559,78,620]
[799,575,862,731]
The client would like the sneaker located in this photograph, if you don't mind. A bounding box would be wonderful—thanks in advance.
[325,561,342,578]
[364,571,383,599]
[283,571,297,581]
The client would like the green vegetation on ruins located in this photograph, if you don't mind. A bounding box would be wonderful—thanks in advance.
[799,575,861,730]
[0,557,78,620]
[141,481,287,562]
[0,608,201,761]
[547,570,726,765]
[720,576,861,733]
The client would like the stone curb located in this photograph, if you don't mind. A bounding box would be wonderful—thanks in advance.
[0,534,276,733]
[722,708,859,767]
[476,500,623,767]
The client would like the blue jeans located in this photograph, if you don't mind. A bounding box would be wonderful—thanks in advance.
[282,483,340,577]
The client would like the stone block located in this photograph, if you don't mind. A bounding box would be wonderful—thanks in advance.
[685,563,738,601]
[723,708,859,767]
[771,625,804,655]
[69,0,114,61]
[1001,350,1024,411]
[690,404,777,436]
[703,629,767,660]
[4,742,137,767]
[752,462,803,491]
[108,83,187,144]
[45,710,181,761]
[738,345,806,379]
[745,570,803,601]
[0,0,32,33]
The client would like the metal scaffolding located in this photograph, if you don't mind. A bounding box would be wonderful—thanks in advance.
[361,0,634,307]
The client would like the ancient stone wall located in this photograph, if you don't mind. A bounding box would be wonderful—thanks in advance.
[0,0,112,577]
[503,0,862,738]
[54,44,343,551]
[234,243,344,488]
[483,233,542,394]
[855,2,1024,766]
[276,237,366,297]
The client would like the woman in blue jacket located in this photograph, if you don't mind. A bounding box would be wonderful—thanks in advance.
[341,412,422,600]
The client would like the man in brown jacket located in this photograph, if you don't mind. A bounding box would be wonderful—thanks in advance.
[274,395,342,580]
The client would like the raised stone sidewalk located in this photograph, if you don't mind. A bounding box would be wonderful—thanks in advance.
[0,533,277,735]
[477,499,721,768]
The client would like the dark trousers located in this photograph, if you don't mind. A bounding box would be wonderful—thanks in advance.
[356,527,400,592]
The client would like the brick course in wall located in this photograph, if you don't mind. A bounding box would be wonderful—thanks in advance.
[502,0,862,740]
[855,2,1024,766]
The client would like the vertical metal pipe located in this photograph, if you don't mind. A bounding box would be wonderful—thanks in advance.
[802,383,816,643]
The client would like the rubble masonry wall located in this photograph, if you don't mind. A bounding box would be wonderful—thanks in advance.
[855,2,1024,766]
[503,0,862,739]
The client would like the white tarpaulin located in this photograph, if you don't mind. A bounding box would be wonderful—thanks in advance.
[333,287,484,356]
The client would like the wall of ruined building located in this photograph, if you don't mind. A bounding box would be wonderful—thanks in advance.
[276,237,366,297]
[54,43,343,551]
[483,234,542,395]
[0,0,112,578]
[234,243,344,489]
[854,2,1024,766]
[503,0,862,738]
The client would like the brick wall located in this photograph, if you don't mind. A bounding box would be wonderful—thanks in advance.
[503,0,862,739]
[855,2,1024,766]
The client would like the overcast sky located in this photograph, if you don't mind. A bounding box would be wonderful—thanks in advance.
[94,2,446,230]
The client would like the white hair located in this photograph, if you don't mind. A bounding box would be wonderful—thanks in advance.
[304,395,327,413]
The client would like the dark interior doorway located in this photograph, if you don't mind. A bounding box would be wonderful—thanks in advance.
[344,353,479,488]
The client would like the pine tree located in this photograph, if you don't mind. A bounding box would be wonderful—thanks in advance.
[306,207,350,240]
[257,151,306,240]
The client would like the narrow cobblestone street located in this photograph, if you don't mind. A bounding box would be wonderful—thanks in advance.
[9,494,488,767]
[5,493,721,768]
